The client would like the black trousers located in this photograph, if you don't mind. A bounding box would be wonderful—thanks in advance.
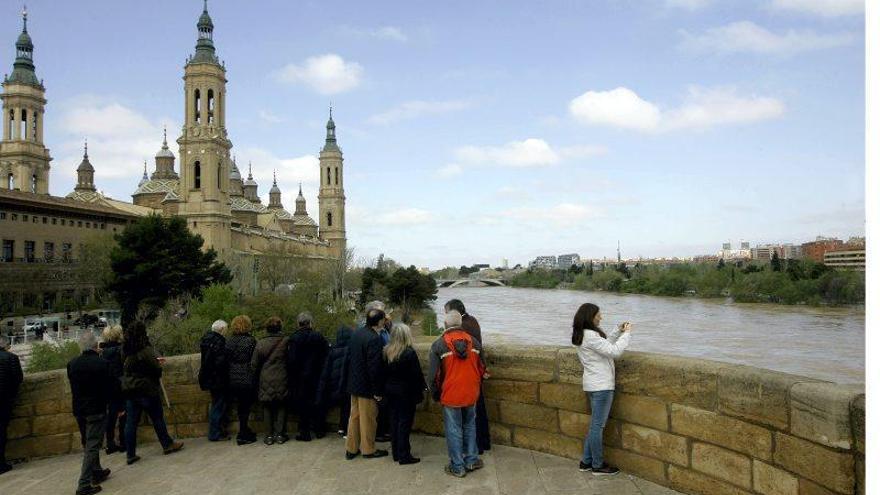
[475,388,491,453]
[105,398,126,449]
[0,406,10,466]
[229,389,255,438]
[76,414,105,491]
[338,396,351,433]
[376,398,390,437]
[387,395,416,462]
[262,401,287,437]
[294,399,321,436]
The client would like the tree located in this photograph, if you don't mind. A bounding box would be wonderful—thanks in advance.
[770,252,782,272]
[387,266,438,322]
[70,234,115,313]
[716,258,726,270]
[107,214,232,326]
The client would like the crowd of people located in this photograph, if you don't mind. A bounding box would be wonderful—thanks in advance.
[0,298,633,494]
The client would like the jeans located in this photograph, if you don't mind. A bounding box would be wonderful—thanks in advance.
[337,396,351,434]
[76,413,105,491]
[208,390,228,440]
[582,390,614,468]
[443,406,479,473]
[387,395,416,461]
[262,401,287,438]
[105,399,126,449]
[0,406,10,467]
[125,396,174,459]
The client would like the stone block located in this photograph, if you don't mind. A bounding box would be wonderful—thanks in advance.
[34,399,71,416]
[499,401,558,432]
[604,447,667,485]
[489,422,512,445]
[32,413,78,436]
[621,423,688,466]
[556,347,583,384]
[413,411,444,436]
[11,402,33,418]
[798,479,838,495]
[7,417,31,439]
[175,422,208,439]
[165,383,207,405]
[557,410,620,447]
[668,465,752,495]
[774,432,854,494]
[851,394,864,455]
[538,382,586,412]
[512,426,581,460]
[691,442,751,489]
[6,433,72,460]
[719,366,816,430]
[754,460,798,495]
[482,379,538,404]
[611,393,669,431]
[790,382,862,449]
[670,404,772,460]
[484,344,557,382]
[616,352,719,410]
[483,398,501,421]
[166,403,208,425]
[19,370,68,398]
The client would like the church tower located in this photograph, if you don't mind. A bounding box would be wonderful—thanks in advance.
[74,141,95,192]
[176,0,232,252]
[0,8,51,194]
[318,108,346,258]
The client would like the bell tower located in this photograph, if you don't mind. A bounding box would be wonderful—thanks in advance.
[177,0,232,252]
[0,8,51,194]
[318,107,346,258]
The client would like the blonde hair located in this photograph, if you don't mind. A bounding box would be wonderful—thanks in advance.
[384,323,413,363]
[102,325,123,343]
[230,315,253,335]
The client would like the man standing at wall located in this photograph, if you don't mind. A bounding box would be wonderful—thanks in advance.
[344,308,388,459]
[67,332,114,495]
[0,335,23,475]
[429,310,485,478]
[199,320,230,442]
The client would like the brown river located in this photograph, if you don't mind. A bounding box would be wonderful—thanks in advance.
[433,287,864,384]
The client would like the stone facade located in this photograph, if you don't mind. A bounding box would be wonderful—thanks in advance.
[7,346,865,495]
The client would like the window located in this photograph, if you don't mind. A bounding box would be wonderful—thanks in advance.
[326,167,331,185]
[86,222,91,228]
[32,111,38,141]
[62,243,72,262]
[194,89,201,124]
[194,161,201,189]
[22,215,28,222]
[60,219,65,226]
[32,216,37,223]
[24,240,35,262]
[42,216,47,224]
[19,109,26,140]
[1,240,13,262]
[327,212,333,227]
[335,167,339,185]
[100,223,105,230]
[6,173,12,190]
[11,214,17,221]
[7,109,12,140]
[78,221,82,227]
[51,218,56,225]
[44,242,54,262]
[31,174,37,193]
[0,212,5,220]
[207,89,215,124]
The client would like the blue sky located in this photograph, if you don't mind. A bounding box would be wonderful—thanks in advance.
[2,0,864,268]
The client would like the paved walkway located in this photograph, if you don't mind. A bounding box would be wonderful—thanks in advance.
[0,434,682,495]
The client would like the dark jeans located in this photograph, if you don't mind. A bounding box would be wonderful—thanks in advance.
[125,396,174,459]
[387,395,416,461]
[262,401,287,437]
[475,388,491,453]
[376,398,389,437]
[443,405,478,474]
[76,413,105,491]
[229,389,255,439]
[208,390,228,440]
[0,406,10,467]
[105,399,126,449]
[338,396,351,433]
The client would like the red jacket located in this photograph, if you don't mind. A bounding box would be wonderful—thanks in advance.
[428,328,484,407]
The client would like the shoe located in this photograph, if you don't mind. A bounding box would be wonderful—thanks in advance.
[163,441,184,455]
[399,457,421,465]
[466,459,484,472]
[208,435,230,442]
[0,463,12,475]
[362,449,389,459]
[579,461,592,472]
[295,433,312,442]
[264,436,275,446]
[104,444,121,455]
[236,436,256,446]
[275,434,289,445]
[75,486,102,495]
[345,450,360,460]
[125,456,140,466]
[91,468,111,484]
[444,464,466,478]
[591,464,620,476]
[375,434,391,443]
[337,429,345,437]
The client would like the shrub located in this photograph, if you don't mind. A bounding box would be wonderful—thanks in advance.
[27,340,81,373]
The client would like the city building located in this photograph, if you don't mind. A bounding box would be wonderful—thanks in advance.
[719,242,751,261]
[529,255,557,270]
[801,237,845,263]
[824,249,865,271]
[557,253,581,270]
[0,5,347,314]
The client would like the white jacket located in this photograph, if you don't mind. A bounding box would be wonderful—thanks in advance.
[577,327,631,392]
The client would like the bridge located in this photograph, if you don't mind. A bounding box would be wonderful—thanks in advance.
[436,278,507,288]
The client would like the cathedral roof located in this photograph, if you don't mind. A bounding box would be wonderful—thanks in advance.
[133,178,179,196]
[6,8,42,88]
[230,195,266,213]
[77,142,94,172]
[155,128,175,159]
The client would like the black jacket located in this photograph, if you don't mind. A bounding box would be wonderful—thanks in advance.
[199,330,228,392]
[286,327,329,403]
[0,348,23,408]
[346,325,385,398]
[317,326,353,405]
[383,347,426,405]
[226,333,257,392]
[100,342,124,399]
[122,347,163,399]
[67,350,114,417]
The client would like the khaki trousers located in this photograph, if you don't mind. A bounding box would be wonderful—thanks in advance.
[345,395,378,455]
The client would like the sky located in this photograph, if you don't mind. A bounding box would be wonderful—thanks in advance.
[0,0,865,269]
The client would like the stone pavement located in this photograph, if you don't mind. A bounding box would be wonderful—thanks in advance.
[0,434,683,495]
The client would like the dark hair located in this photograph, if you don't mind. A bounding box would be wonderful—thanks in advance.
[122,321,150,357]
[366,309,386,328]
[444,299,466,315]
[265,316,283,334]
[571,303,604,346]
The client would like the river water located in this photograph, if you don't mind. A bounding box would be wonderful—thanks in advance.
[433,287,864,384]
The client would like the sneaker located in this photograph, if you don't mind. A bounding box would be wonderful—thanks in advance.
[399,456,421,465]
[591,464,620,476]
[444,464,466,478]
[578,461,592,472]
[465,459,484,472]
[264,436,275,446]
[275,434,289,445]
[236,436,256,446]
[162,441,184,455]
[337,429,345,437]
[125,456,140,466]
[0,463,12,475]
[345,450,360,460]
[75,486,102,495]
[362,449,389,459]
[91,468,111,484]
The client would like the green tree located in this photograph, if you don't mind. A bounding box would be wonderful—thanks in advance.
[770,252,782,272]
[387,266,438,322]
[107,214,232,326]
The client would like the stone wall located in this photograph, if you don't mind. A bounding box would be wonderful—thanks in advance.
[7,345,865,495]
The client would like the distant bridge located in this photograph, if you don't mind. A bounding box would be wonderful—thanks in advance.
[436,279,507,288]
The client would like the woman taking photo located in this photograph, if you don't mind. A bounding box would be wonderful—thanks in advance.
[572,303,632,476]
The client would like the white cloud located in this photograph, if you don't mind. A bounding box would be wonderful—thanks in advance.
[569,86,784,132]
[235,147,319,207]
[340,26,408,42]
[435,163,463,178]
[274,54,363,95]
[375,208,433,226]
[501,203,604,226]
[368,99,470,125]
[679,21,854,55]
[258,109,284,123]
[455,138,560,167]
[769,0,863,17]
[665,0,712,10]
[495,186,529,201]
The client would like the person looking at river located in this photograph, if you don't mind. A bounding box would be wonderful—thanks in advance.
[572,303,632,476]
[444,299,490,454]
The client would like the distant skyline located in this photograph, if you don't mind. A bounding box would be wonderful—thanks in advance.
[0,0,865,268]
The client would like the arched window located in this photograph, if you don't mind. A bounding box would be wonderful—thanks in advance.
[335,167,339,185]
[326,167,331,185]
[31,174,37,193]
[207,89,215,124]
[194,161,201,189]
[32,112,38,141]
[20,109,27,141]
[326,212,332,227]
[194,89,201,124]
[217,162,222,189]
[7,173,13,190]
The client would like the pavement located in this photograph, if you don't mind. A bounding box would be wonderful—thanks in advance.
[0,434,683,495]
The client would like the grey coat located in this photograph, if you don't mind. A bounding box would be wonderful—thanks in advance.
[250,334,288,402]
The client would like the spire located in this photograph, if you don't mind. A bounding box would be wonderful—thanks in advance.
[294,182,308,215]
[229,155,241,180]
[323,106,339,152]
[190,0,219,65]
[83,138,88,159]
[7,5,40,87]
[75,139,95,192]
[139,160,149,186]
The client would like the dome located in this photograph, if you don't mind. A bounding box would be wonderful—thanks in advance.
[155,128,175,159]
[16,30,33,51]
[77,156,94,172]
[269,183,281,194]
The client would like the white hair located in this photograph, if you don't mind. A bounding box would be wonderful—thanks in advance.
[78,331,98,352]
[212,320,228,334]
[297,312,313,327]
[444,310,463,329]
[365,300,385,313]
